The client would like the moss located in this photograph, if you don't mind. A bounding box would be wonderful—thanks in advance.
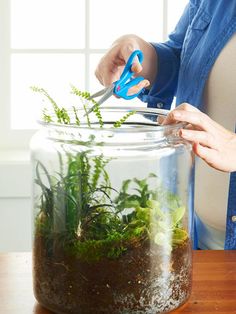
[69,232,129,262]
[35,149,189,261]
[32,86,189,262]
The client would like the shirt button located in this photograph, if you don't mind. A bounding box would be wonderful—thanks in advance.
[232,216,236,222]
[156,103,163,109]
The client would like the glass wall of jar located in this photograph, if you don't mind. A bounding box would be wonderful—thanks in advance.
[31,107,194,314]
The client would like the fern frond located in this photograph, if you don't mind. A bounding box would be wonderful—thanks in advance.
[113,110,136,128]
[42,108,54,123]
[72,106,80,126]
[70,85,92,127]
[57,107,71,124]
[32,85,136,129]
[92,103,103,128]
[70,85,91,100]
[30,86,59,112]
[31,86,70,124]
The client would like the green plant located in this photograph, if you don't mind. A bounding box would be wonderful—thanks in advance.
[31,86,71,124]
[35,149,188,262]
[31,85,136,128]
[32,85,189,262]
[114,176,188,254]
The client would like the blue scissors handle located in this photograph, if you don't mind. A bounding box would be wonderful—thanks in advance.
[113,50,145,100]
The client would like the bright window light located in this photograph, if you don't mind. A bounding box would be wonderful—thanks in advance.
[168,0,188,34]
[0,0,189,143]
[11,0,85,49]
[11,54,85,129]
[90,0,163,48]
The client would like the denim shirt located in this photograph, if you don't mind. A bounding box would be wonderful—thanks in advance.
[139,0,236,249]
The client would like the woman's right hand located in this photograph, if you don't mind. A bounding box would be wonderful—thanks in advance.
[95,34,158,95]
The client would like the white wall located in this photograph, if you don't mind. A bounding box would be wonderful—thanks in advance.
[0,152,32,252]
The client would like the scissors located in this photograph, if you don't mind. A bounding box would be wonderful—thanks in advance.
[87,50,145,114]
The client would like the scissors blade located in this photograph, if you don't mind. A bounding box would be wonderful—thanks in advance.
[85,85,114,115]
[96,85,114,105]
[89,87,108,100]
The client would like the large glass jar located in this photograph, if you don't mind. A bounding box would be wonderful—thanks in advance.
[31,107,194,314]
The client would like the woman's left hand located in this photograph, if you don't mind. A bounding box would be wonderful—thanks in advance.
[162,103,236,172]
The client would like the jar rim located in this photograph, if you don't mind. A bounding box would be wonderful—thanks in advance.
[38,106,186,134]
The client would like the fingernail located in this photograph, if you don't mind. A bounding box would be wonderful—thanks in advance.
[140,80,149,89]
[140,84,148,90]
[157,116,165,124]
[127,88,138,96]
[132,62,142,73]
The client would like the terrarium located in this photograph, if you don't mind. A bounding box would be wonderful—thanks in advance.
[31,88,194,314]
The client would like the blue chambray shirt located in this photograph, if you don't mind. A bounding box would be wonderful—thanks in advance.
[139,0,236,249]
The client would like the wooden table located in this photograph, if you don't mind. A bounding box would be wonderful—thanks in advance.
[0,251,235,314]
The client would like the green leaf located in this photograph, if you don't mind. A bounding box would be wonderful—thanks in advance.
[171,206,185,225]
[72,106,80,126]
[113,111,136,128]
[32,85,138,130]
[172,228,188,245]
[146,199,165,219]
[92,103,104,128]
[122,199,140,209]
[121,179,131,193]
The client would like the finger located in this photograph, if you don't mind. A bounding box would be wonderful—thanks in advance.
[185,123,195,130]
[162,103,199,125]
[94,66,104,85]
[174,103,225,132]
[127,79,150,96]
[193,143,220,170]
[163,110,213,132]
[157,115,165,124]
[180,129,217,149]
[96,63,123,86]
[177,103,200,112]
[95,49,126,86]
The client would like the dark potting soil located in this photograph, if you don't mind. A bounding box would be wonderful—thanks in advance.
[33,236,192,314]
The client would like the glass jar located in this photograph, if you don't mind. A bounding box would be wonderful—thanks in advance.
[31,107,194,314]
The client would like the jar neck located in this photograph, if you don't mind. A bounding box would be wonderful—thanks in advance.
[38,107,186,146]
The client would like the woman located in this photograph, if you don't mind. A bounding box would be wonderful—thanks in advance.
[95,0,236,249]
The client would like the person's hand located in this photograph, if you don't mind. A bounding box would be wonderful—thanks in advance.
[95,34,158,95]
[162,103,236,172]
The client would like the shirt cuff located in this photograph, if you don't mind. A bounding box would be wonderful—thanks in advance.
[138,42,180,109]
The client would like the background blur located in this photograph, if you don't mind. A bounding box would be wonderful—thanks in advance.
[0,0,188,251]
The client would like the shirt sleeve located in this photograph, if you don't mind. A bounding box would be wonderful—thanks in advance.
[138,3,191,109]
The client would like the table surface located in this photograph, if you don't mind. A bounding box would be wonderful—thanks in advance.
[0,251,236,314]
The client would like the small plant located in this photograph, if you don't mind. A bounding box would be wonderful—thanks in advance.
[35,147,188,261]
[31,85,136,128]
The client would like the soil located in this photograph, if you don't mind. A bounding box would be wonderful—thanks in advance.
[33,236,192,314]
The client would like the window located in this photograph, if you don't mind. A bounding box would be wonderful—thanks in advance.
[0,0,188,150]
